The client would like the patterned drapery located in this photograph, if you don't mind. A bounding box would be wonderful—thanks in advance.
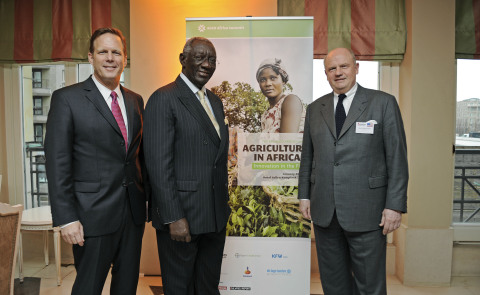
[0,0,130,63]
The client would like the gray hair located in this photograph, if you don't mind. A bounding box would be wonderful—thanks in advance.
[183,37,214,54]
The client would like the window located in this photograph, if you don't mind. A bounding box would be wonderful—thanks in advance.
[34,124,43,143]
[33,97,43,115]
[453,59,480,241]
[21,64,65,208]
[32,70,42,88]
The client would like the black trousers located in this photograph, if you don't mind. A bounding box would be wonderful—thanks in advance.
[314,213,387,295]
[71,205,145,295]
[156,227,226,295]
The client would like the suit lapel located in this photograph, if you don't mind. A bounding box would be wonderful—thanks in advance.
[83,77,123,139]
[122,87,135,154]
[339,85,368,138]
[208,89,228,162]
[175,77,221,147]
[318,93,336,138]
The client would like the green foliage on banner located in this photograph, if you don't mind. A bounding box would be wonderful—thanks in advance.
[211,81,294,133]
[227,186,310,238]
[212,81,268,133]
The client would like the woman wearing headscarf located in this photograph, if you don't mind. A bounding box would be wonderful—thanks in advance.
[257,58,305,133]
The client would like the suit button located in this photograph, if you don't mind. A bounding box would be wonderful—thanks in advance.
[122,182,127,187]
[120,141,125,146]
[203,140,208,145]
[212,185,215,189]
[214,165,217,169]
[334,141,337,146]
[334,162,339,166]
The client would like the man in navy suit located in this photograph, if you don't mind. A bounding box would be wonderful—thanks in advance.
[143,37,230,295]
[298,48,408,295]
[45,27,147,294]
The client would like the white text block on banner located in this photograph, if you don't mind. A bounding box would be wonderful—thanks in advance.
[237,132,303,186]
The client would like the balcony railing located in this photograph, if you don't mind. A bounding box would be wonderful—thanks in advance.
[454,149,480,223]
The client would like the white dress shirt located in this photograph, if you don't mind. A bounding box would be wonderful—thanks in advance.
[180,73,216,119]
[91,75,129,137]
[333,83,358,116]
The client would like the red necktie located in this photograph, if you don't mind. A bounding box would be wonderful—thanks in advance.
[111,91,128,152]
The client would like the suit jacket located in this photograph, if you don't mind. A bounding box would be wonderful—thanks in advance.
[298,84,408,232]
[143,76,230,235]
[45,76,147,237]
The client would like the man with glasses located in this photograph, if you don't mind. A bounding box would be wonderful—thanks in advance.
[143,37,230,295]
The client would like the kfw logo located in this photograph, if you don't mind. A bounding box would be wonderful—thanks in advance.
[272,254,283,258]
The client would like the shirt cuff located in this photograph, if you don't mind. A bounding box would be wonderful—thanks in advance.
[60,221,79,228]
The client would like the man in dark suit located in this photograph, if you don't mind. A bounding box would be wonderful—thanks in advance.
[298,48,408,295]
[45,27,147,294]
[143,37,229,295]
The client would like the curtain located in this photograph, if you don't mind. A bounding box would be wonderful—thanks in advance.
[278,0,406,61]
[0,0,130,63]
[456,0,480,59]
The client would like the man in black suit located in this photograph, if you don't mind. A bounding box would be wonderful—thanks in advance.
[45,27,147,294]
[298,48,408,294]
[143,37,229,295]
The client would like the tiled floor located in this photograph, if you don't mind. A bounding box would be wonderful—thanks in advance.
[15,256,480,294]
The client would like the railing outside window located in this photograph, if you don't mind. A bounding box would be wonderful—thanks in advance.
[454,148,480,223]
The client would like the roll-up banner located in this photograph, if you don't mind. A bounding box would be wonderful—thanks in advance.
[186,17,314,294]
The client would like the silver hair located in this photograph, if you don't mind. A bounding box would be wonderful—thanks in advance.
[183,37,214,54]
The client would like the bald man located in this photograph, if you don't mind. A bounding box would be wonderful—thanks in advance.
[298,48,408,295]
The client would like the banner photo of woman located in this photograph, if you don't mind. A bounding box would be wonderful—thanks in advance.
[187,17,313,295]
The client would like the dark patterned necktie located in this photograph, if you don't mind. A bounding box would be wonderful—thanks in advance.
[111,91,128,152]
[335,94,347,137]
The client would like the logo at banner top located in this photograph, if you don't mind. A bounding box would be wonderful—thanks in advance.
[198,24,206,32]
[244,267,251,275]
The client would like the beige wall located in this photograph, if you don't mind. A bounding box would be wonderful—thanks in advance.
[0,64,8,203]
[404,0,456,228]
[397,0,456,286]
[130,0,278,100]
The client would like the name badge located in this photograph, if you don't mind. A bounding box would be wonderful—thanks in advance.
[356,120,377,134]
